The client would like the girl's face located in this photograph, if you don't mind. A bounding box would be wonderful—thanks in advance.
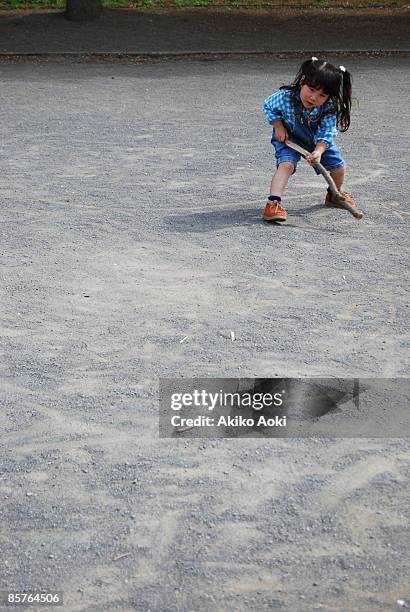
[300,81,329,109]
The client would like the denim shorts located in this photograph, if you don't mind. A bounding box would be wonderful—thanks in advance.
[271,119,345,175]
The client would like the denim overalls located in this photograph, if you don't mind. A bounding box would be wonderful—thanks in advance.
[271,105,345,175]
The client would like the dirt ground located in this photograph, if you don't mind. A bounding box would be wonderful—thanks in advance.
[0,54,409,611]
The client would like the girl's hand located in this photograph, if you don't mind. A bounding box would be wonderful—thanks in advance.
[306,150,322,166]
[274,124,288,143]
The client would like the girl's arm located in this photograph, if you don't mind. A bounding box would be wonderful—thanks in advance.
[262,90,288,124]
[314,113,338,149]
[307,114,337,165]
[272,120,287,142]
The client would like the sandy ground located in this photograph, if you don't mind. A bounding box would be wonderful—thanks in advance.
[0,56,409,610]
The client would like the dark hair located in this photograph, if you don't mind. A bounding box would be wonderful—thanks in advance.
[281,57,352,131]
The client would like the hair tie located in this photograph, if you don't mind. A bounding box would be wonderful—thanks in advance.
[340,66,345,99]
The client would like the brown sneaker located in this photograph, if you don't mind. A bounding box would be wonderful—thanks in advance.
[325,190,356,209]
[263,200,287,222]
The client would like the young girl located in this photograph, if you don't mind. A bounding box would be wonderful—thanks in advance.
[262,57,354,222]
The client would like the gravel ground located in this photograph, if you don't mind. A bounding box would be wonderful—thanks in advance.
[0,55,409,611]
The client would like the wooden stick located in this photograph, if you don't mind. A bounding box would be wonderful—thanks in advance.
[284,139,364,220]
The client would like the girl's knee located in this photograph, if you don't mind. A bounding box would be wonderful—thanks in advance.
[330,165,345,174]
[278,161,295,173]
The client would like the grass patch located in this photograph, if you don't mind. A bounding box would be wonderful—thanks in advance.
[0,0,406,8]
[0,0,63,7]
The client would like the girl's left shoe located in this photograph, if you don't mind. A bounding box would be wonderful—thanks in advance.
[325,191,356,209]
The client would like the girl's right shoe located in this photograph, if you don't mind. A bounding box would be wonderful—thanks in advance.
[263,201,287,222]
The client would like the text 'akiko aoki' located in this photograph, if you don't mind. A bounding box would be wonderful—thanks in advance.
[217,415,287,427]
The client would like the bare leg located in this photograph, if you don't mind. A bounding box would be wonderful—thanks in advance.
[330,166,345,191]
[269,162,295,198]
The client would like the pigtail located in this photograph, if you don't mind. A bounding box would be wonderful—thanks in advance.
[338,67,352,132]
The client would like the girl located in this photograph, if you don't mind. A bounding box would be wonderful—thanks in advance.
[262,57,354,222]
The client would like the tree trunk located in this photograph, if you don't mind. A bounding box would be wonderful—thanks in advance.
[65,0,103,22]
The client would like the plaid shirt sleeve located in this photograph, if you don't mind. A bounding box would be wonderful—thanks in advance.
[314,111,338,147]
[262,90,289,124]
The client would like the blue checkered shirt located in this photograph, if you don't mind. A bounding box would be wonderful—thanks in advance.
[263,88,338,148]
